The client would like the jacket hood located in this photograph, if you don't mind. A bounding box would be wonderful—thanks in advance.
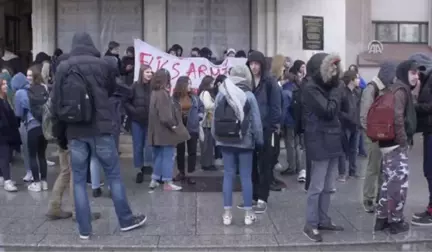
[70,32,101,57]
[246,51,267,75]
[306,53,343,87]
[396,59,419,86]
[377,61,397,86]
[409,53,432,76]
[289,60,305,74]
[229,65,253,89]
[34,52,51,65]
[11,73,29,91]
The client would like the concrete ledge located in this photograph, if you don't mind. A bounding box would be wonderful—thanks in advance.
[1,233,431,251]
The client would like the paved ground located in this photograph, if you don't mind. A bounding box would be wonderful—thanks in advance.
[1,136,432,251]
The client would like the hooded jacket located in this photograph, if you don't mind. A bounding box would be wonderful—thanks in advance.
[212,67,263,150]
[52,32,117,140]
[302,53,343,160]
[12,73,41,131]
[246,51,282,131]
[410,53,432,133]
[360,62,397,130]
[379,60,417,148]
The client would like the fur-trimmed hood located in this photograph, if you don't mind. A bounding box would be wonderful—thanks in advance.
[306,53,343,88]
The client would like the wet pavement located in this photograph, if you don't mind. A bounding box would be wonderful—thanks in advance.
[1,136,432,251]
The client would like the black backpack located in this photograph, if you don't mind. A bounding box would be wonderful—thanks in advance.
[27,84,49,122]
[214,90,251,141]
[56,66,93,123]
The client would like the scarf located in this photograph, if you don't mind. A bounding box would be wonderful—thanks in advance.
[218,77,247,122]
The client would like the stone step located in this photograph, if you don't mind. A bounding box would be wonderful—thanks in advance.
[6,239,431,251]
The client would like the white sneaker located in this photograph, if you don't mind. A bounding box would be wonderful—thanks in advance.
[79,234,90,240]
[297,169,306,183]
[274,162,285,172]
[41,181,48,191]
[4,180,17,192]
[214,158,223,166]
[0,177,4,186]
[28,182,42,192]
[245,211,257,225]
[149,180,160,189]
[164,182,182,191]
[23,172,33,182]
[47,160,55,166]
[223,210,233,225]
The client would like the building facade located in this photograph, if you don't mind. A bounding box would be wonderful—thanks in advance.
[0,0,431,77]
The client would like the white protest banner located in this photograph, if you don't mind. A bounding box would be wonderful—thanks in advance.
[134,39,247,89]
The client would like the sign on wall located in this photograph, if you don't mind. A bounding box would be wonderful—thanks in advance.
[302,16,324,51]
[134,39,247,88]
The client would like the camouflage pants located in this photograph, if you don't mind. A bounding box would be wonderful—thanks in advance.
[376,146,409,223]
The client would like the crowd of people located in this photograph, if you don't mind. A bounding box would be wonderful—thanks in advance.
[1,32,432,243]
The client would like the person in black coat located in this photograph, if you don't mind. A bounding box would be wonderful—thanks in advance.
[124,64,153,184]
[121,46,135,86]
[0,75,20,192]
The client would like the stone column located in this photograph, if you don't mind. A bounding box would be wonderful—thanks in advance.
[32,0,55,58]
[429,0,432,47]
[265,0,276,56]
[143,0,167,50]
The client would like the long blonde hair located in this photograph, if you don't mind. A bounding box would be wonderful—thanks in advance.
[271,54,286,80]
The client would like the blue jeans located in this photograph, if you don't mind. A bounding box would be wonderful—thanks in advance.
[339,129,359,176]
[151,146,175,181]
[90,155,102,189]
[221,148,253,209]
[131,121,152,169]
[70,135,135,236]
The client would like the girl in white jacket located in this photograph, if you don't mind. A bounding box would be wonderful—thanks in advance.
[198,76,218,170]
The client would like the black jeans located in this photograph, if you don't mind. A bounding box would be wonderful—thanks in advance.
[252,129,275,202]
[305,152,311,191]
[269,132,281,182]
[0,144,11,180]
[215,146,222,159]
[423,134,432,207]
[27,126,48,182]
[177,133,198,174]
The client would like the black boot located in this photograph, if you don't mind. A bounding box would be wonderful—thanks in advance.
[389,220,410,234]
[374,218,389,231]
[92,188,102,198]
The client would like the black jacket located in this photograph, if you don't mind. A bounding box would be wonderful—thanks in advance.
[124,82,151,126]
[52,32,117,140]
[339,85,361,130]
[302,53,343,161]
[416,73,432,133]
[121,56,135,86]
[0,98,20,148]
[246,51,282,131]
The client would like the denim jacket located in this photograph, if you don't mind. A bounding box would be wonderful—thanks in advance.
[175,95,204,134]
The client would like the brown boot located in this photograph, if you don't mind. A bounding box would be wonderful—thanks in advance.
[46,209,73,220]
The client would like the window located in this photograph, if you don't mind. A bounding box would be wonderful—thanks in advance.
[56,0,143,52]
[374,22,428,44]
[166,0,251,59]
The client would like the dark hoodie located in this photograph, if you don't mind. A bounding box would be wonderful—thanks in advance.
[409,53,432,133]
[52,32,116,140]
[121,46,135,86]
[302,53,343,160]
[246,51,282,131]
[379,60,417,148]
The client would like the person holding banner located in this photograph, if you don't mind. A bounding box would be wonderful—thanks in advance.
[147,69,190,191]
